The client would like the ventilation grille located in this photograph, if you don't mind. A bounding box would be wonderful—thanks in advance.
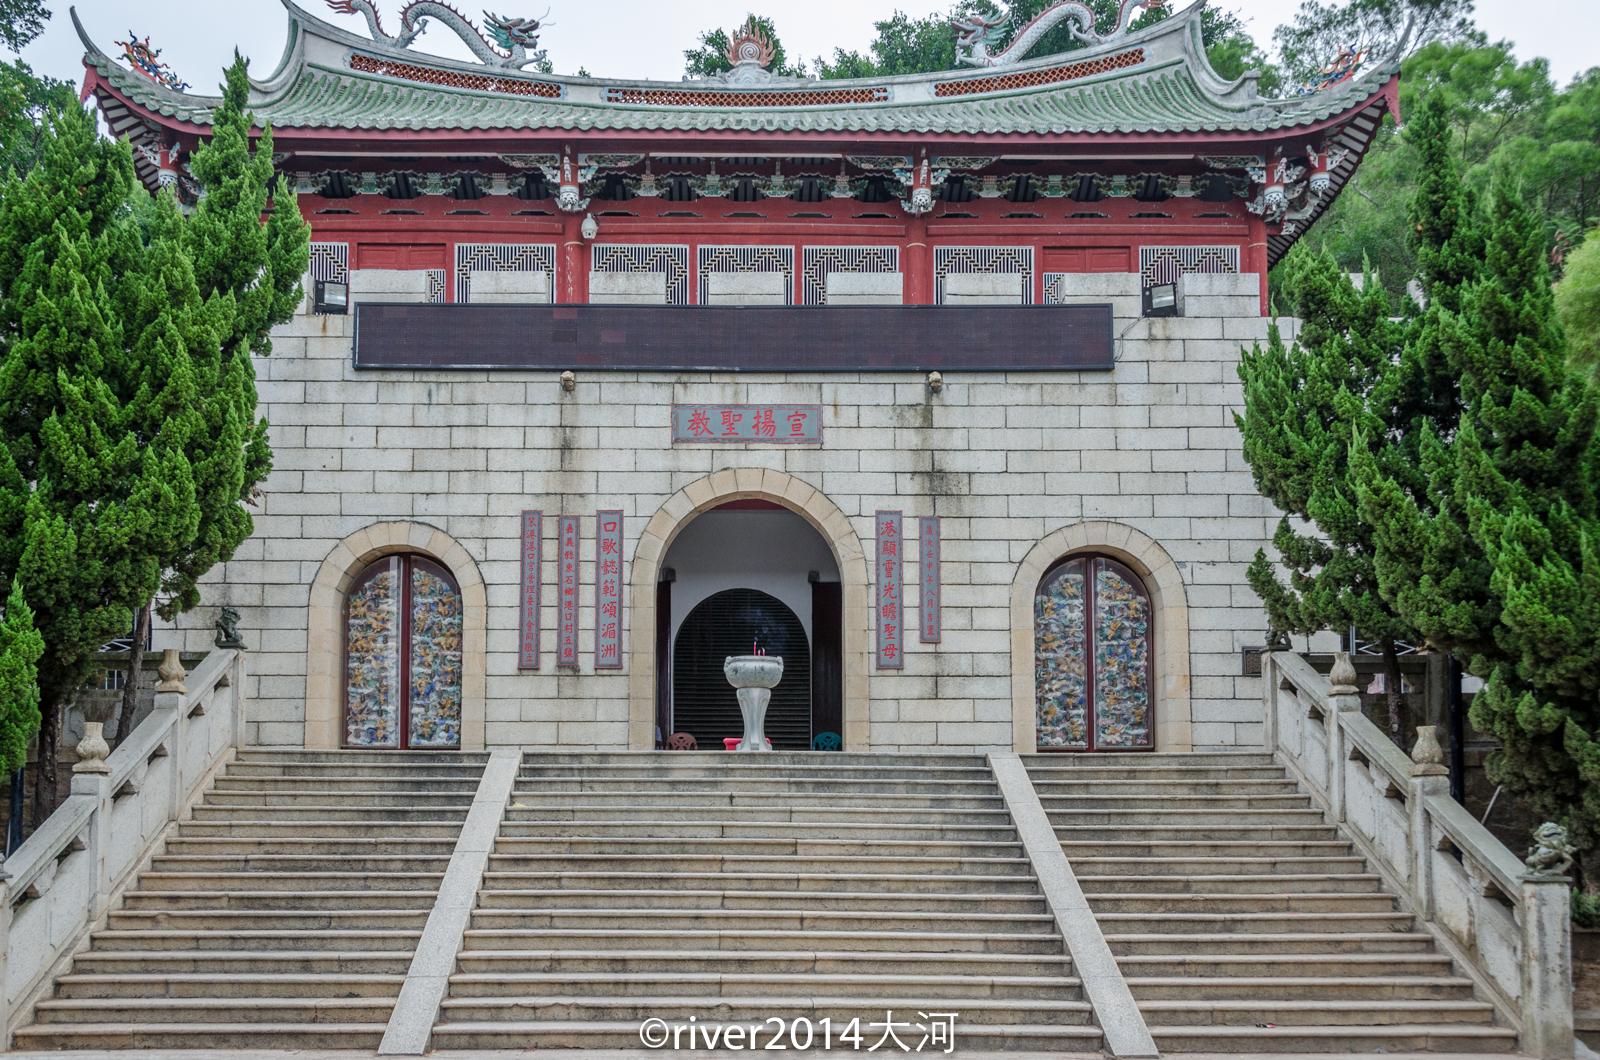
[671,588,811,750]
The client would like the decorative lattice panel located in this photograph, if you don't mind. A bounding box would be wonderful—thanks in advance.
[426,269,448,304]
[802,246,900,307]
[309,242,348,284]
[697,245,796,305]
[1139,245,1241,287]
[592,244,691,306]
[935,48,1144,97]
[934,246,1035,305]
[1042,273,1073,305]
[455,243,557,302]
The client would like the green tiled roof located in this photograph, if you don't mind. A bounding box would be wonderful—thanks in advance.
[78,2,1397,138]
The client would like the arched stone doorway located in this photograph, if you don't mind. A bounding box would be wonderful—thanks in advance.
[1011,521,1192,753]
[629,469,869,751]
[671,588,814,750]
[305,522,487,750]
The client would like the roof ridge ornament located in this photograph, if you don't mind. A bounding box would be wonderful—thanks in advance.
[116,31,190,91]
[325,0,547,69]
[954,0,1167,68]
[694,16,809,85]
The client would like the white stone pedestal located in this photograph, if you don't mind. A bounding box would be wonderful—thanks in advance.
[723,655,783,752]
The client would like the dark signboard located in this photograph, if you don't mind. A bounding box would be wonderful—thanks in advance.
[595,510,623,671]
[920,516,941,644]
[876,511,904,670]
[353,303,1114,373]
[518,510,541,670]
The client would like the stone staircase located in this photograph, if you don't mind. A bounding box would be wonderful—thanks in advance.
[429,751,1100,1052]
[1023,751,1519,1054]
[13,749,487,1051]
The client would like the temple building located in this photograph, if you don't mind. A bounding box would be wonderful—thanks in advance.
[76,0,1400,757]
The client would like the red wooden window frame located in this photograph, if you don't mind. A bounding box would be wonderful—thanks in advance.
[342,553,461,750]
[1035,554,1156,753]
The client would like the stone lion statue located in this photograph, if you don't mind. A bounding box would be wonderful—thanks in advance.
[1525,821,1575,877]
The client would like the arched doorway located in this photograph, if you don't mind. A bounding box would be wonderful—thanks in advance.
[343,553,464,750]
[654,501,842,749]
[671,588,813,749]
[1035,554,1154,752]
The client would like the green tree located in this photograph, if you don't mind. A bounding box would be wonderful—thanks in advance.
[1239,249,1418,741]
[684,15,807,79]
[1556,223,1600,371]
[0,579,42,776]
[1275,0,1476,87]
[0,60,75,176]
[0,0,46,52]
[109,56,310,741]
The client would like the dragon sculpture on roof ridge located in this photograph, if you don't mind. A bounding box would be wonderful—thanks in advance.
[325,0,545,69]
[954,0,1168,67]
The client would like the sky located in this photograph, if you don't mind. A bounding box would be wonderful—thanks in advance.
[22,0,1597,93]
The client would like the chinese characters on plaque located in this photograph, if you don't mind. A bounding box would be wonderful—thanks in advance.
[557,515,580,668]
[518,511,542,669]
[876,510,904,669]
[919,517,941,643]
[595,511,624,670]
[671,404,823,445]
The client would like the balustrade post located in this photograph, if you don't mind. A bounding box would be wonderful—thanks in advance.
[1519,874,1574,1058]
[1325,652,1361,823]
[1406,725,1449,920]
[154,650,187,821]
[1261,653,1279,753]
[70,722,114,922]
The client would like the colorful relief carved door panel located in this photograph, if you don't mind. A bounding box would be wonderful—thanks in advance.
[1035,555,1154,751]
[345,554,464,750]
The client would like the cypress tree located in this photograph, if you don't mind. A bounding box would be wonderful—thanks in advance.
[0,579,43,776]
[1238,249,1418,742]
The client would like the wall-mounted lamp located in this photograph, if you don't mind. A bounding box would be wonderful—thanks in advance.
[560,369,577,392]
[580,212,598,240]
[1142,282,1180,318]
[926,370,945,394]
[313,279,349,315]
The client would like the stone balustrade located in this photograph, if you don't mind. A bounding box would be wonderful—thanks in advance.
[1265,649,1574,1058]
[0,647,244,1045]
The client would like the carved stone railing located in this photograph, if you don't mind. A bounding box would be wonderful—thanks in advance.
[1265,650,1574,1059]
[0,647,244,1044]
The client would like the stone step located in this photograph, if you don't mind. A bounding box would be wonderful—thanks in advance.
[10,1021,387,1050]
[137,871,444,892]
[1055,824,1340,842]
[1064,841,1354,859]
[29,996,395,1024]
[1043,808,1330,826]
[200,791,477,807]
[521,764,996,782]
[236,748,488,765]
[1146,1024,1518,1053]
[160,837,459,856]
[508,791,1008,811]
[67,951,414,976]
[480,869,1043,895]
[223,762,481,778]
[436,994,1092,1026]
[428,1020,1101,1052]
[1085,892,1397,914]
[1113,951,1459,977]
[1021,752,1278,768]
[460,927,1066,955]
[147,854,454,874]
[484,852,1034,876]
[107,909,432,932]
[1026,765,1289,781]
[1040,794,1315,811]
[176,819,466,839]
[53,972,405,1000]
[1107,931,1438,955]
[453,948,1075,978]
[514,778,1001,796]
[497,819,1020,841]
[1092,911,1417,934]
[493,836,1023,858]
[189,805,472,822]
[1125,974,1481,1001]
[468,907,1059,934]
[475,888,1049,915]
[508,813,1011,832]
[1031,779,1303,796]
[119,889,443,912]
[1069,855,1368,876]
[1138,997,1499,1027]
[447,970,1078,1001]
[519,752,986,768]
[87,929,423,953]
[210,776,481,792]
[1066,872,1384,895]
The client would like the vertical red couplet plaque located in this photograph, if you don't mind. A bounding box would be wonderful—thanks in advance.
[919,516,941,644]
[518,510,542,669]
[557,515,580,668]
[875,510,904,669]
[595,510,624,670]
